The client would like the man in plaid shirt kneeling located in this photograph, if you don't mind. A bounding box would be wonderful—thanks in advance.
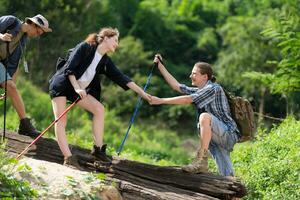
[150,54,240,177]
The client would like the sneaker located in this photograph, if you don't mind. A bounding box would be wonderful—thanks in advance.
[18,118,40,138]
[91,144,112,163]
[63,155,83,170]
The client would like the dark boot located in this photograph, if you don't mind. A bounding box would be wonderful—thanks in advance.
[63,155,84,170]
[18,118,40,138]
[91,144,112,163]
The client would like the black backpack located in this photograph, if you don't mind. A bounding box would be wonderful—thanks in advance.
[55,48,74,71]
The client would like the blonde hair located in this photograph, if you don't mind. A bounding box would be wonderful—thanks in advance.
[85,27,119,45]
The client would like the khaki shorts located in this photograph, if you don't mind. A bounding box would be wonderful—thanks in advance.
[0,62,12,84]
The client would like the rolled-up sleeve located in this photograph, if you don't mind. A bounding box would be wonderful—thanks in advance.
[105,57,132,90]
[180,84,198,95]
[180,84,215,108]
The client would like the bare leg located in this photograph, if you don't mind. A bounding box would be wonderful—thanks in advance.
[77,95,105,147]
[182,113,211,173]
[199,113,212,150]
[52,97,72,158]
[1,80,26,119]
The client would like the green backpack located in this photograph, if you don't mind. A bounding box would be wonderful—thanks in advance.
[224,89,256,142]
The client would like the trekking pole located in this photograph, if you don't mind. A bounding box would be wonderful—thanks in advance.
[2,40,10,143]
[16,96,81,160]
[117,62,157,155]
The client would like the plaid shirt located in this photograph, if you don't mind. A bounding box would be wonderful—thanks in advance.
[180,80,239,134]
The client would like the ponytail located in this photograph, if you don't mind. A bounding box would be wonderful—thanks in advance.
[195,62,215,82]
[211,75,216,83]
[84,27,119,46]
[85,33,98,45]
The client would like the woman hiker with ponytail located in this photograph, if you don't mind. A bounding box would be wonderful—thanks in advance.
[150,55,240,177]
[49,27,151,169]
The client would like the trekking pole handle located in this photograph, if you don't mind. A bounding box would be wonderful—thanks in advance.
[154,54,164,65]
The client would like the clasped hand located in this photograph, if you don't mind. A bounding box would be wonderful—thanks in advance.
[75,89,87,99]
[143,93,162,105]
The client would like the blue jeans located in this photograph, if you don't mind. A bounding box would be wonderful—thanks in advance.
[198,114,238,176]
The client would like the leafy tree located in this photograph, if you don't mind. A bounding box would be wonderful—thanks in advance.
[215,13,280,122]
[244,5,300,115]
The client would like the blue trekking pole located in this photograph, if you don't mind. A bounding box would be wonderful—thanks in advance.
[117,62,157,155]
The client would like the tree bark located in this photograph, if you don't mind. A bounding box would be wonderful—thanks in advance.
[2,130,247,200]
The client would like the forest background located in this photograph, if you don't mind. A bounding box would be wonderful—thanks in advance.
[0,0,299,199]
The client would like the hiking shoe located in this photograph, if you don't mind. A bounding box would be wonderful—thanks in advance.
[91,144,112,163]
[182,149,209,173]
[63,155,83,170]
[18,118,40,138]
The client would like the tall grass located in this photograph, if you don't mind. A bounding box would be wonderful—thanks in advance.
[232,117,300,199]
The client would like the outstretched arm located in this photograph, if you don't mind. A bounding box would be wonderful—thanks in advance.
[127,81,151,102]
[154,55,182,93]
[150,95,193,105]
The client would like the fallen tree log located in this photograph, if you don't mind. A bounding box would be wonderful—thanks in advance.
[1,130,247,199]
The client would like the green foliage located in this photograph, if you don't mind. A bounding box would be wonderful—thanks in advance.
[1,0,299,127]
[260,8,300,94]
[0,144,38,199]
[244,5,300,115]
[110,36,152,74]
[1,1,300,198]
[216,13,278,95]
[60,174,103,199]
[232,117,300,199]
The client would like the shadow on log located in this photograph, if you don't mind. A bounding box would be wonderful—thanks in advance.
[1,130,247,200]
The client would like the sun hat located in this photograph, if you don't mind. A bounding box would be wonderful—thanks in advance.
[25,14,52,32]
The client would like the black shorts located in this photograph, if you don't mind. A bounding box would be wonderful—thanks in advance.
[49,73,100,103]
[49,73,79,102]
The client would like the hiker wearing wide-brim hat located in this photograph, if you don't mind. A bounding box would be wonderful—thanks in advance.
[25,14,52,33]
[0,14,52,138]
